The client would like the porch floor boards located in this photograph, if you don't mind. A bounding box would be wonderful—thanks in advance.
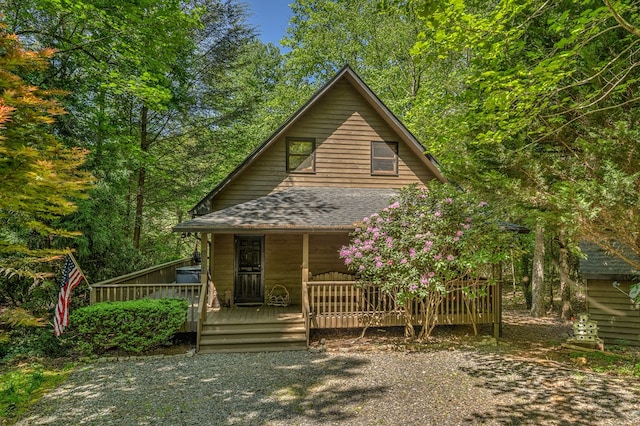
[204,304,303,324]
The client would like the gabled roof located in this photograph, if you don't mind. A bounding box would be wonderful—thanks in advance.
[174,187,398,233]
[189,64,445,216]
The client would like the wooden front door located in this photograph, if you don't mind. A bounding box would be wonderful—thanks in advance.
[234,235,264,305]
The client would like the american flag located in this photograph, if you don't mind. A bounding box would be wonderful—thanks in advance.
[53,254,85,337]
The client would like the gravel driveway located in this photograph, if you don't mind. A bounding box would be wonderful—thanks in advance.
[15,349,640,425]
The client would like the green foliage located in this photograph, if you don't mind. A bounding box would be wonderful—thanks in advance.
[0,326,70,361]
[340,182,515,339]
[0,364,70,422]
[1,0,264,279]
[0,19,92,277]
[283,0,445,120]
[393,0,640,282]
[630,283,640,304]
[0,307,47,349]
[570,350,640,377]
[68,299,188,355]
[0,308,45,330]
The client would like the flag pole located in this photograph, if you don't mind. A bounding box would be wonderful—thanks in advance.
[66,248,89,286]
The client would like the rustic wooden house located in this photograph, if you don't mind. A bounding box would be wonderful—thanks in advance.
[579,243,640,346]
[91,65,503,353]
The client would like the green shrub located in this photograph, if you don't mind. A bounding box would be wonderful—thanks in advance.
[68,298,188,355]
[1,327,71,361]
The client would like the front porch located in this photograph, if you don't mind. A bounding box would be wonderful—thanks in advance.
[90,250,502,353]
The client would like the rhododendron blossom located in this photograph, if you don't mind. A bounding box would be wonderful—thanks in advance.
[338,183,512,340]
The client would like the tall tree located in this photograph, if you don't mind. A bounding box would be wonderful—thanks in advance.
[530,223,546,317]
[557,229,573,320]
[403,0,640,313]
[0,19,91,277]
[2,0,259,278]
[283,0,444,119]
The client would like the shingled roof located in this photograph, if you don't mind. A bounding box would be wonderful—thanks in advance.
[174,187,398,233]
[579,242,640,279]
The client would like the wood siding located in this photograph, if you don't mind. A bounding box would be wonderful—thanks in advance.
[211,233,352,306]
[212,234,234,303]
[265,234,303,304]
[209,234,303,306]
[212,80,436,211]
[309,234,352,276]
[587,279,640,346]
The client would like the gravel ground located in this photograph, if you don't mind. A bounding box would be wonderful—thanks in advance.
[15,348,640,425]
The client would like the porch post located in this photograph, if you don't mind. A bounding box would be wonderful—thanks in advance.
[302,233,310,346]
[200,232,209,290]
[302,233,309,283]
[197,232,209,351]
[208,234,219,308]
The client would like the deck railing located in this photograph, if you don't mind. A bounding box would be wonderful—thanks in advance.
[90,282,201,332]
[90,258,199,332]
[306,280,499,331]
[90,258,192,288]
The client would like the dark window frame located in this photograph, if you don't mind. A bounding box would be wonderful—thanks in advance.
[286,137,316,173]
[371,141,399,176]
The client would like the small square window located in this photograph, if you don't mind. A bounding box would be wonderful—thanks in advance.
[286,138,315,173]
[371,141,398,175]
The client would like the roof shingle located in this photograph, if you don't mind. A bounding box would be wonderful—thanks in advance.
[579,242,639,279]
[173,187,398,233]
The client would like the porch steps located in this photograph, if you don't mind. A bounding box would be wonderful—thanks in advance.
[198,314,307,353]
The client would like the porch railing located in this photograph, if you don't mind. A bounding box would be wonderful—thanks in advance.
[306,280,499,331]
[90,258,199,332]
[90,258,192,287]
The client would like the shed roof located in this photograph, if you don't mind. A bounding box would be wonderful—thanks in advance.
[189,65,445,216]
[174,186,398,233]
[579,242,639,279]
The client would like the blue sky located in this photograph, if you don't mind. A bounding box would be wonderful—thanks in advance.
[244,0,294,47]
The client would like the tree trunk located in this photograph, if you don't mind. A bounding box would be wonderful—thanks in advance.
[558,229,573,320]
[133,105,149,249]
[531,223,546,317]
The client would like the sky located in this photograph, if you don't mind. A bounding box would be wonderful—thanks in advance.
[244,0,294,47]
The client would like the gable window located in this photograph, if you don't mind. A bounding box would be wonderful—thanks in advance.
[286,137,315,173]
[371,141,398,175]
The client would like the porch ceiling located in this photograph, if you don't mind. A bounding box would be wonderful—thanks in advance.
[173,187,398,233]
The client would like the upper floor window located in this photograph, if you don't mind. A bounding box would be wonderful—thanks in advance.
[286,137,315,173]
[371,141,398,175]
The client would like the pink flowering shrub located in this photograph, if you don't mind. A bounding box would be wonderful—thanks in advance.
[340,183,512,339]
